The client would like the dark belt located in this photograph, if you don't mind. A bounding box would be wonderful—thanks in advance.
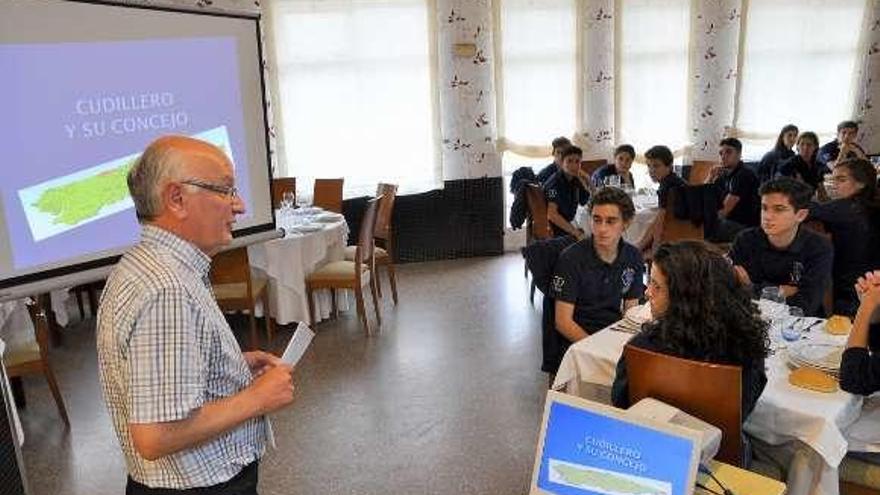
[125,461,259,495]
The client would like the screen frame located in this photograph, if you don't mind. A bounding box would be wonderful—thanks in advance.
[0,0,276,291]
[530,391,702,495]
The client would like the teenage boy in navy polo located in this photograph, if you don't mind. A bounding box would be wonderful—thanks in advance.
[544,145,592,238]
[536,136,572,185]
[730,177,833,317]
[636,144,686,253]
[549,187,646,367]
[707,137,760,242]
[817,120,867,170]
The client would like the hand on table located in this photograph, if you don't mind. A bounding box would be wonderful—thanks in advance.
[779,285,798,299]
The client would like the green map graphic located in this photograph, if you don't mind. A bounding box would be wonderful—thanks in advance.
[552,464,667,495]
[31,160,135,226]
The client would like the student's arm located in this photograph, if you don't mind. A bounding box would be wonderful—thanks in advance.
[547,202,584,239]
[786,237,833,316]
[840,282,880,395]
[719,193,741,218]
[131,366,293,460]
[555,300,590,343]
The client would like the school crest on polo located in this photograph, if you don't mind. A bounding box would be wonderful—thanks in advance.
[551,275,565,294]
[621,267,636,294]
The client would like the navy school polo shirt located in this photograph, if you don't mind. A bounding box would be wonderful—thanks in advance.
[551,238,646,335]
[544,170,589,236]
[715,163,760,227]
[729,226,833,317]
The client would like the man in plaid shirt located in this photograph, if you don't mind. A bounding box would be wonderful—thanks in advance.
[97,136,294,494]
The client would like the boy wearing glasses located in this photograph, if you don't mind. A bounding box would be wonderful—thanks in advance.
[730,177,833,316]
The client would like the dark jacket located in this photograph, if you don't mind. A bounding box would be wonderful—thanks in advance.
[776,155,829,192]
[522,236,578,373]
[611,323,767,419]
[509,166,537,230]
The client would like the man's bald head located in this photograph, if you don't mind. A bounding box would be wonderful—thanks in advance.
[128,135,231,222]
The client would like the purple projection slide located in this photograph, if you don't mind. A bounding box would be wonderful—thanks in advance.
[0,37,250,272]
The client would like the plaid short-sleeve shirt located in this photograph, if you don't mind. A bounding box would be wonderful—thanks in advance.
[96,225,268,489]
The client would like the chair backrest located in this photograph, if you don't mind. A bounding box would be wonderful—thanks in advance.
[209,247,253,298]
[354,197,381,270]
[25,295,51,361]
[524,183,552,240]
[624,345,744,466]
[313,178,344,213]
[271,177,296,210]
[580,159,606,178]
[659,187,704,243]
[689,160,715,185]
[374,183,398,241]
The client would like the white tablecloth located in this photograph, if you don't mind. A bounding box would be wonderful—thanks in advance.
[553,305,870,495]
[575,193,659,245]
[247,217,349,325]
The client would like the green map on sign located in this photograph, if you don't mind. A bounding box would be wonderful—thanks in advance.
[31,160,134,226]
[549,460,670,495]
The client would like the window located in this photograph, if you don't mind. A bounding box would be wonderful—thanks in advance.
[269,0,438,197]
[618,0,691,155]
[735,0,867,159]
[497,0,577,174]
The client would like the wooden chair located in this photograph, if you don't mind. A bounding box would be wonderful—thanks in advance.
[271,177,296,209]
[313,178,344,213]
[840,455,880,494]
[689,160,716,185]
[624,345,744,466]
[524,183,553,303]
[306,197,381,335]
[6,295,70,427]
[345,184,399,304]
[210,247,274,349]
[580,159,607,179]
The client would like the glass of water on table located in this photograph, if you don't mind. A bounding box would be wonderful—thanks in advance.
[781,306,805,342]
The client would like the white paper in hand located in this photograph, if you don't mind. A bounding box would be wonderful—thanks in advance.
[281,322,315,366]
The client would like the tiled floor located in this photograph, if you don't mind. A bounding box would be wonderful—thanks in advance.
[16,254,548,494]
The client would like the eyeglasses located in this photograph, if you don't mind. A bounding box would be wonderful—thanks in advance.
[181,179,239,199]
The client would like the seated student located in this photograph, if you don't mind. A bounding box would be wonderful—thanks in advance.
[757,124,798,183]
[536,136,572,185]
[809,159,880,316]
[544,145,591,238]
[550,187,645,365]
[776,131,829,192]
[817,120,867,170]
[730,178,834,317]
[707,137,760,242]
[592,144,636,189]
[611,241,769,417]
[840,270,880,395]
[636,145,686,253]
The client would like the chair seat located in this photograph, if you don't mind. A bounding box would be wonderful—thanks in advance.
[307,261,369,283]
[841,454,880,489]
[344,245,388,261]
[4,340,40,368]
[212,277,268,301]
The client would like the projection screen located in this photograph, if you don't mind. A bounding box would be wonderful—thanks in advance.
[0,0,275,298]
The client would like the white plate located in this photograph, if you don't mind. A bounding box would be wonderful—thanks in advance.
[624,304,652,325]
[788,341,843,371]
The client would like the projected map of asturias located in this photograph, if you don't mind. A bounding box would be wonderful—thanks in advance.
[18,126,233,242]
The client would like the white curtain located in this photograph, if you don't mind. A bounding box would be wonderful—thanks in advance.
[734,0,868,159]
[496,0,577,173]
[617,0,691,156]
[268,0,439,198]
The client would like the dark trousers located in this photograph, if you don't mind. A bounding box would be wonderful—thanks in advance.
[126,461,258,495]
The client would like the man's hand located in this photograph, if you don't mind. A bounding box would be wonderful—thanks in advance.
[243,351,283,378]
[733,265,751,287]
[248,364,295,415]
[707,164,724,182]
[856,270,880,299]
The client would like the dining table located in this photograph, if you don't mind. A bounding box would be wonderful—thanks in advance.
[552,300,874,495]
[247,207,350,325]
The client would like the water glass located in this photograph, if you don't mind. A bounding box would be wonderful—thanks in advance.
[604,175,621,188]
[781,307,805,342]
[760,286,784,304]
